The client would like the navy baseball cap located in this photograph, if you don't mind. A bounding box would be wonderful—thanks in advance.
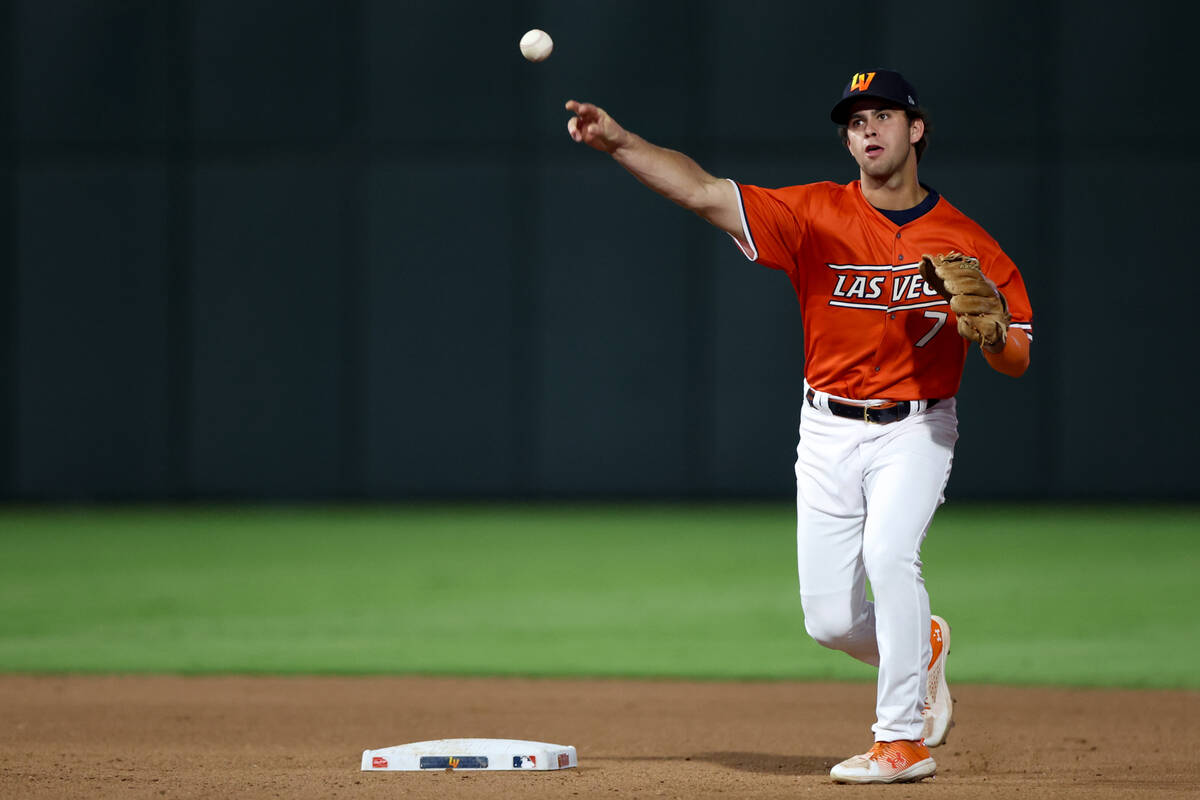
[830,70,920,124]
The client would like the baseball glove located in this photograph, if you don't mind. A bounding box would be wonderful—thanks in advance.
[919,251,1011,349]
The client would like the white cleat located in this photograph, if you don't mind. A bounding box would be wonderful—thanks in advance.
[830,740,937,784]
[922,614,954,747]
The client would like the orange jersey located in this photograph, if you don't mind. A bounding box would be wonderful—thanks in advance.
[732,180,1033,401]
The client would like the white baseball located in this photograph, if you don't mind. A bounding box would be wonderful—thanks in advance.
[519,29,553,62]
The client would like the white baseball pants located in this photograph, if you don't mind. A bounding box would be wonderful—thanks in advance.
[795,386,958,741]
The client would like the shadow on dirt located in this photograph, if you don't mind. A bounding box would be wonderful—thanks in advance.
[694,752,839,776]
[609,753,839,776]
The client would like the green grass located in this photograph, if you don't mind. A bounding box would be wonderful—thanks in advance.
[0,503,1196,688]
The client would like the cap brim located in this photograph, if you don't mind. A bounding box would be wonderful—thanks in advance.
[830,94,913,125]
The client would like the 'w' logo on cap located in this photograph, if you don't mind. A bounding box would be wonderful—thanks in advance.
[850,72,876,92]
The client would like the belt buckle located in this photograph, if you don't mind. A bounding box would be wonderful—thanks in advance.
[864,401,900,424]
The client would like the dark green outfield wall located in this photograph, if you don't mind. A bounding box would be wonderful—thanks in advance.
[0,1,1193,500]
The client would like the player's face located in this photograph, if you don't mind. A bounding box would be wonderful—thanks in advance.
[844,105,921,179]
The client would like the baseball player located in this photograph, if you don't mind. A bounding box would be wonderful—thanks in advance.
[565,69,1032,784]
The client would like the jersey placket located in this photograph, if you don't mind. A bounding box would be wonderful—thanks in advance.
[868,228,906,392]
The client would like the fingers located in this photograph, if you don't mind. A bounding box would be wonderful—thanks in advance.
[564,100,604,126]
[566,115,599,144]
[564,100,622,153]
[564,99,585,120]
[565,100,606,145]
[565,99,597,116]
[565,100,590,143]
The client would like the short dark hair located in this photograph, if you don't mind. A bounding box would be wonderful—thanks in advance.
[837,107,931,163]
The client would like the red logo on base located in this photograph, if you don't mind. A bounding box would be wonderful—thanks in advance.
[558,753,570,768]
[372,756,388,768]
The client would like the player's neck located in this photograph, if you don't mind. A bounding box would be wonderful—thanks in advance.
[859,163,926,211]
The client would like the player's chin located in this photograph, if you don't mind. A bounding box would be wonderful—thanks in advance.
[858,160,896,179]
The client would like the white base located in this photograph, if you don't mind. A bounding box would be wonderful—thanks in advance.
[362,738,578,771]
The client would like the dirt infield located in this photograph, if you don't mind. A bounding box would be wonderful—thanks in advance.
[1,675,1196,799]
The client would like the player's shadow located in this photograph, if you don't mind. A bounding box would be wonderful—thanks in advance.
[603,752,839,776]
[692,751,839,776]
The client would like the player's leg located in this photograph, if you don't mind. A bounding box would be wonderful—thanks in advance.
[794,402,878,665]
[859,400,958,742]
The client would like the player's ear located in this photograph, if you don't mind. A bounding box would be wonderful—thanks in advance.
[909,117,925,144]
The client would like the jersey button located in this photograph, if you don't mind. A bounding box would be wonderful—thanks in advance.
[895,232,902,239]
[874,366,881,372]
[890,314,897,319]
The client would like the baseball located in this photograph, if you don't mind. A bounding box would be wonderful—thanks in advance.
[519,29,553,62]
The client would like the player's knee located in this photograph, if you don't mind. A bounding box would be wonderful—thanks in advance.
[801,596,857,651]
[804,618,853,651]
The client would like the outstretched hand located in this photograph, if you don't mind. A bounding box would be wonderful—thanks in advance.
[565,100,629,154]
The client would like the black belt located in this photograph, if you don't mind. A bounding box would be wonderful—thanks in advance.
[806,388,939,425]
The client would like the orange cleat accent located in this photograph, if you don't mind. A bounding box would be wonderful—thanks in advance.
[928,614,946,670]
[830,739,936,783]
[922,615,954,746]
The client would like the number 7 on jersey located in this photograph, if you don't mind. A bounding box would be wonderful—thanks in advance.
[915,311,947,348]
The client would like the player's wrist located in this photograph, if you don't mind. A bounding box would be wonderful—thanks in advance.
[606,129,637,156]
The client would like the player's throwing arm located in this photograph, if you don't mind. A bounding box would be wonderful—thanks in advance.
[564,101,744,240]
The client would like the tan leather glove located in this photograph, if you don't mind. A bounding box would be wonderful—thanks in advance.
[919,251,1011,349]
